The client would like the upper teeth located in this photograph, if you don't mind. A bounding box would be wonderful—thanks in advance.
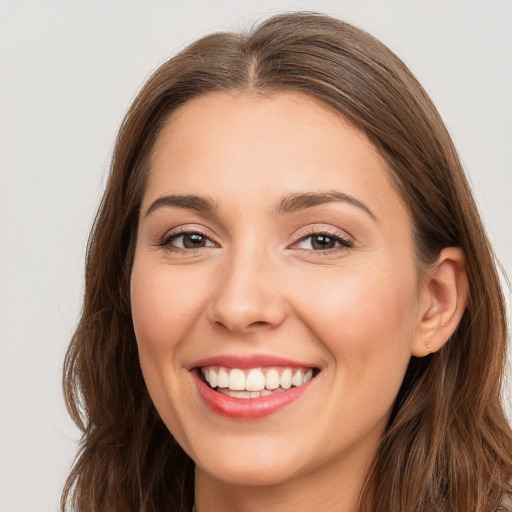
[201,366,313,392]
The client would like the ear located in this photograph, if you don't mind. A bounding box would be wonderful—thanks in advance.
[411,247,469,357]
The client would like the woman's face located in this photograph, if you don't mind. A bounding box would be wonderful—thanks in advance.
[131,92,428,488]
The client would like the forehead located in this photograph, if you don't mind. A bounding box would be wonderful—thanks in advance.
[145,91,408,224]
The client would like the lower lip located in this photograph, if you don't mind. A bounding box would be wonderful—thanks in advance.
[193,371,313,419]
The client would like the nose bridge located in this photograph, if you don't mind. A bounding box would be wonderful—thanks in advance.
[208,239,286,332]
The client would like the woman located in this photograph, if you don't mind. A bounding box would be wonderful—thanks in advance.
[62,12,512,512]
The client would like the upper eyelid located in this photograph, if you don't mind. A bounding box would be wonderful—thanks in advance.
[291,224,354,241]
[161,225,218,242]
[290,233,352,249]
[156,224,354,248]
[167,231,214,242]
[154,228,218,252]
[158,231,218,253]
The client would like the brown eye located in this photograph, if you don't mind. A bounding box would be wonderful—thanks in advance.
[183,233,207,248]
[295,233,353,251]
[162,231,216,250]
[310,235,337,250]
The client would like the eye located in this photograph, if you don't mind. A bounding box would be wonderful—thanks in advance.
[295,232,353,251]
[160,231,216,250]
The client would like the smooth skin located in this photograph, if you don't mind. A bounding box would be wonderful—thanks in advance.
[130,92,468,512]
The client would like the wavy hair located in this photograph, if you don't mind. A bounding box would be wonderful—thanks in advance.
[62,12,512,512]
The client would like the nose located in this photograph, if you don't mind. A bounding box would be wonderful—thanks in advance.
[207,248,287,334]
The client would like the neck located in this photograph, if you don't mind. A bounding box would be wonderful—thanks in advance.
[194,452,372,512]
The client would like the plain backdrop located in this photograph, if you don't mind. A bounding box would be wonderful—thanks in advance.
[1,1,511,511]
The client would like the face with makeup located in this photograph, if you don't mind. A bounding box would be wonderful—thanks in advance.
[130,91,437,499]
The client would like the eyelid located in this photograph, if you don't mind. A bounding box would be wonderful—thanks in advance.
[288,226,354,251]
[293,222,355,238]
[154,224,353,253]
[157,225,220,249]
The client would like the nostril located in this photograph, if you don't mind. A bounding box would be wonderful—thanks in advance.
[206,273,288,333]
[212,318,275,332]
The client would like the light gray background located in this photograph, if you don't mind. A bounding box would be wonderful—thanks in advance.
[1,1,510,511]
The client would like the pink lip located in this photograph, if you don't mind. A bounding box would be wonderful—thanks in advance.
[190,354,314,370]
[192,371,314,420]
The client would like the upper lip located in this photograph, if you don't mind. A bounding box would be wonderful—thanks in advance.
[189,354,317,370]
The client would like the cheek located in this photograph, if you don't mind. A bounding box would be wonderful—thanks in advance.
[130,263,205,439]
[130,265,203,358]
[129,262,209,433]
[296,262,418,378]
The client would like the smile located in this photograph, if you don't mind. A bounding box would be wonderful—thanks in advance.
[201,366,314,398]
[191,357,319,419]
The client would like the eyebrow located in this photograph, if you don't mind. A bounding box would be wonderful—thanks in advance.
[275,191,377,221]
[144,190,377,222]
[144,194,217,217]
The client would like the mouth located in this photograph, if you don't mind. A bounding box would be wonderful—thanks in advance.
[192,359,320,419]
[200,366,316,399]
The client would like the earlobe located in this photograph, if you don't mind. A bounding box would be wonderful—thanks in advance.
[411,247,469,357]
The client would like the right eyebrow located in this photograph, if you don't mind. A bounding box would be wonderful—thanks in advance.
[275,191,377,222]
[144,194,217,218]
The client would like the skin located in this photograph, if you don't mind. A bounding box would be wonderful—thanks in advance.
[130,91,468,512]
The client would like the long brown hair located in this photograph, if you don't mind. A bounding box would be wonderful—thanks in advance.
[62,12,512,512]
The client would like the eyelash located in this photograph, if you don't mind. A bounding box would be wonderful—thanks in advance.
[157,229,353,254]
[292,230,353,253]
[158,230,216,253]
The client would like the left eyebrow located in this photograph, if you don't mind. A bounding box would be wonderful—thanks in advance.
[143,194,217,218]
[274,191,377,222]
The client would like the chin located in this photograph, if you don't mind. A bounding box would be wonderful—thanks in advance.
[195,454,305,488]
[182,428,315,488]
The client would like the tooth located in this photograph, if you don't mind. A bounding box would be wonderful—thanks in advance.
[229,369,246,390]
[292,369,304,387]
[209,368,218,388]
[280,368,292,389]
[223,389,251,399]
[246,368,265,391]
[217,368,229,388]
[265,369,280,389]
[205,365,315,392]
